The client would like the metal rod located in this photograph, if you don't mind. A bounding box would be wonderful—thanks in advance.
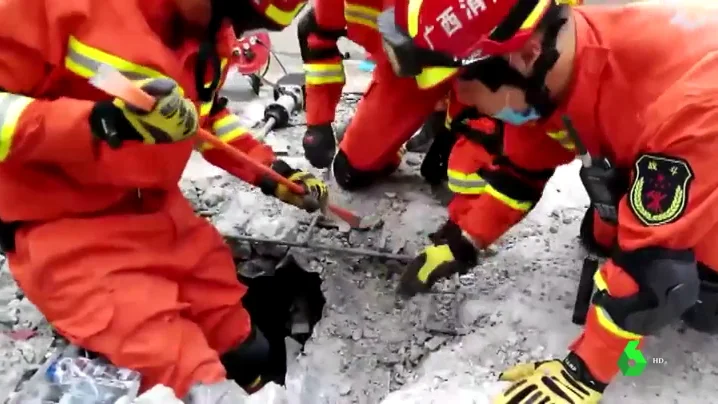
[228,234,413,261]
[561,115,592,168]
[255,117,276,141]
[300,213,321,245]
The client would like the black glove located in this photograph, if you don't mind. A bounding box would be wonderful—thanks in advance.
[302,124,336,169]
[89,78,198,149]
[420,129,457,185]
[398,221,478,297]
[259,160,329,212]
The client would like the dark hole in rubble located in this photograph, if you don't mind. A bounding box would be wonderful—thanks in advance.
[236,243,326,386]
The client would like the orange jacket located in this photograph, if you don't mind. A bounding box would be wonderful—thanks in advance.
[0,0,274,222]
[454,2,718,383]
[299,0,385,125]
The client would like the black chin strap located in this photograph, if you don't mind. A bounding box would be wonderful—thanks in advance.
[458,17,567,120]
[523,17,565,118]
[195,0,224,102]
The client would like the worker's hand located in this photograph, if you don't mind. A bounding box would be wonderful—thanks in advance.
[398,221,478,297]
[90,78,198,149]
[494,352,605,404]
[302,124,336,169]
[260,160,329,212]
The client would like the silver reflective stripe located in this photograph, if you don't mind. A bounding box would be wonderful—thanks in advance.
[0,93,33,160]
[304,70,345,78]
[344,8,378,24]
[214,119,244,137]
[448,177,487,189]
[0,95,14,123]
[66,47,149,80]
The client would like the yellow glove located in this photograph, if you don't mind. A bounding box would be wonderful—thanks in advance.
[113,77,198,145]
[494,353,605,404]
[260,160,328,212]
[397,221,478,297]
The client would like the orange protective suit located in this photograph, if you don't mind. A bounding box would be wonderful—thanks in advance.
[0,0,277,396]
[452,3,718,384]
[298,0,452,185]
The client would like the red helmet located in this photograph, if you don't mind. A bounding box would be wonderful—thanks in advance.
[396,0,554,61]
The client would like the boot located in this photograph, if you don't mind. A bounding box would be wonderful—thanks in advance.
[406,111,445,153]
[183,380,249,404]
[302,124,336,169]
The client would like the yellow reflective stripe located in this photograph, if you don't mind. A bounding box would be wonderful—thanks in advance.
[593,271,643,340]
[447,169,487,194]
[447,169,533,211]
[444,97,453,129]
[266,2,306,26]
[65,36,163,80]
[546,130,576,151]
[303,63,345,85]
[344,3,381,29]
[415,67,457,89]
[200,102,213,117]
[201,115,249,151]
[521,0,552,30]
[407,0,424,37]
[0,94,33,161]
[484,185,533,211]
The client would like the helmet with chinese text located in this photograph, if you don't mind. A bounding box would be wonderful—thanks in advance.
[394,0,555,61]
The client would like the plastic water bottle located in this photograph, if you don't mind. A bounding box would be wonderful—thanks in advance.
[46,356,141,404]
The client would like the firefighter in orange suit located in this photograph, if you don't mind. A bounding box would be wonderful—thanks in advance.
[386,0,718,402]
[0,0,326,402]
[298,0,455,189]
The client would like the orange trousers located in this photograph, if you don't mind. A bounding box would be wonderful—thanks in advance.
[8,188,251,397]
[338,60,451,171]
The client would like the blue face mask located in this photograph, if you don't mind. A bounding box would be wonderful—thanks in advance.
[492,106,540,126]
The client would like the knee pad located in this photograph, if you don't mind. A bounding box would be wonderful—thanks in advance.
[220,324,270,391]
[682,264,718,334]
[593,248,700,336]
[333,149,384,191]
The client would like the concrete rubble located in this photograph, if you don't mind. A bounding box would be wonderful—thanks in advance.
[4,89,718,402]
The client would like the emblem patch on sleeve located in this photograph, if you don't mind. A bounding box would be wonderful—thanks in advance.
[628,154,694,226]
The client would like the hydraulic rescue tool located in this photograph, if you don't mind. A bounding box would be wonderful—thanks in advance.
[89,65,362,229]
[254,72,306,141]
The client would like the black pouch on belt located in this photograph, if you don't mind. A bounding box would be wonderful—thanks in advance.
[0,219,19,253]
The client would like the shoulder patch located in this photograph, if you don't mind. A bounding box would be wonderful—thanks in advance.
[628,154,694,226]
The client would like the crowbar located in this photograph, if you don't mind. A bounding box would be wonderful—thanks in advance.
[88,65,362,228]
[227,234,413,262]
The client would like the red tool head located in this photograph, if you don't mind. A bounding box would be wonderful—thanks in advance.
[231,32,272,75]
